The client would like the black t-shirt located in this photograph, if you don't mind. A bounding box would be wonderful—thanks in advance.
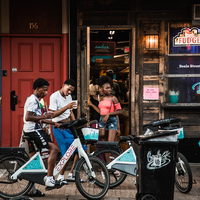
[90,96,100,121]
[117,81,128,102]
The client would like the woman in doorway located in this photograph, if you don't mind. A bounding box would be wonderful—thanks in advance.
[98,76,122,159]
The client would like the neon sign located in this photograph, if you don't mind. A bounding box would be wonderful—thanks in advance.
[173,27,200,46]
[192,82,200,94]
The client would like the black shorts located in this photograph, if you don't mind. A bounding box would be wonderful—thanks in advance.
[24,129,52,153]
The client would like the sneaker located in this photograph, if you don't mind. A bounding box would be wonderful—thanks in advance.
[27,189,45,197]
[67,175,84,183]
[57,177,68,185]
[114,170,121,177]
[45,179,63,191]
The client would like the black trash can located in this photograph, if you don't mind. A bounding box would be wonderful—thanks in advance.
[133,131,178,200]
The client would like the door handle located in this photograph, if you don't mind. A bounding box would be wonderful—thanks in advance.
[0,97,2,107]
[11,91,18,111]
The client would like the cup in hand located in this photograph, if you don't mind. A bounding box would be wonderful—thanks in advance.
[72,100,78,109]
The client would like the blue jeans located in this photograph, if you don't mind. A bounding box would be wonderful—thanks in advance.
[99,116,118,131]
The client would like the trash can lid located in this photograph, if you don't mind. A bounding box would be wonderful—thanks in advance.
[136,130,178,142]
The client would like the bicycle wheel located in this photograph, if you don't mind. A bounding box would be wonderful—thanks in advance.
[75,156,109,200]
[175,152,193,193]
[141,194,156,200]
[0,154,34,199]
[93,147,127,189]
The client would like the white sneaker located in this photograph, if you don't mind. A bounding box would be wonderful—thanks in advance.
[45,178,63,191]
[114,170,121,177]
[57,177,68,185]
[67,174,84,183]
[66,175,75,182]
[45,178,56,187]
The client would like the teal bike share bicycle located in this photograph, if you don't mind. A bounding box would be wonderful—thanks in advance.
[0,118,109,200]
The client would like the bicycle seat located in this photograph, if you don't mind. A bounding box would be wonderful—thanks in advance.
[23,135,31,141]
[95,141,119,146]
[59,118,87,129]
[119,136,132,143]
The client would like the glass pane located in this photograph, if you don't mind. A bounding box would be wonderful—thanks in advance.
[168,77,200,103]
[168,56,200,74]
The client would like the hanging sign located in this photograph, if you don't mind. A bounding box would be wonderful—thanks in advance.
[90,41,116,55]
[173,27,200,46]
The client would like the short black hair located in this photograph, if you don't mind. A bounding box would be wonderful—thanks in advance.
[97,75,112,87]
[33,78,49,90]
[64,79,76,87]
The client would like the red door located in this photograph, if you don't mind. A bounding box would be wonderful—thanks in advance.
[2,37,61,147]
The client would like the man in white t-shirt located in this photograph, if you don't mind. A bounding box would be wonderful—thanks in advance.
[49,79,87,184]
[23,78,68,192]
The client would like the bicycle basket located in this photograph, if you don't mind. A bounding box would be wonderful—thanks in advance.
[81,127,99,142]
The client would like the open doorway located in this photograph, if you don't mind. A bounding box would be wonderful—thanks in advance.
[89,29,130,150]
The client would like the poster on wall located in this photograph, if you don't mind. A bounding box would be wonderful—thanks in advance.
[143,87,159,100]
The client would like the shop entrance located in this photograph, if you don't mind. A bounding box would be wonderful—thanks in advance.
[77,28,131,151]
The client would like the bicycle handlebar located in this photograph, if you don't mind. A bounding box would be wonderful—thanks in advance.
[58,118,88,129]
[143,118,181,127]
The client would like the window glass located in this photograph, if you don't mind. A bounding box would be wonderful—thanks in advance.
[168,56,200,103]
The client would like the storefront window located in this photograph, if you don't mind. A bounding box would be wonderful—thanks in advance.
[166,27,200,104]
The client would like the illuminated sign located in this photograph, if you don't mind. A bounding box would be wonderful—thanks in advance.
[173,27,200,46]
[192,82,200,94]
[90,41,116,55]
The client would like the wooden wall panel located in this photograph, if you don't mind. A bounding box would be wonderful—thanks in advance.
[163,111,200,138]
[10,0,62,34]
[143,63,159,75]
[82,12,128,26]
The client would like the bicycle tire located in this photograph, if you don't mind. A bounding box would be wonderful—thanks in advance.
[175,152,193,193]
[75,156,109,200]
[93,147,127,189]
[0,153,34,199]
[141,194,156,200]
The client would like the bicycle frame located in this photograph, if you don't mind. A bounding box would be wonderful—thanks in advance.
[11,137,95,185]
[106,145,137,176]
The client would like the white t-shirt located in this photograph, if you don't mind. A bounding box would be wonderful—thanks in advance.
[23,94,43,132]
[49,90,72,122]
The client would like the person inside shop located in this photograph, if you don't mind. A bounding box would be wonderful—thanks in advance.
[88,84,102,128]
[106,69,121,101]
[116,72,128,103]
[89,75,99,96]
[49,79,87,184]
[23,78,66,193]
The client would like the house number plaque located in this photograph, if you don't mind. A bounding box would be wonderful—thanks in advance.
[29,23,38,29]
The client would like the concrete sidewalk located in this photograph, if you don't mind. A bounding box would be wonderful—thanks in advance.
[21,164,200,200]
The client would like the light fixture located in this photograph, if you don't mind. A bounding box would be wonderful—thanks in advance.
[113,53,129,58]
[145,26,159,50]
[109,31,115,35]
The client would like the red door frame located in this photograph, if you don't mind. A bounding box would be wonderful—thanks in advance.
[1,34,68,147]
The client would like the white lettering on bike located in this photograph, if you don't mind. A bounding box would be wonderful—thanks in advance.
[147,150,171,170]
[55,145,76,172]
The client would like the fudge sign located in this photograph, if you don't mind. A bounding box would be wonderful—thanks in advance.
[173,27,200,46]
